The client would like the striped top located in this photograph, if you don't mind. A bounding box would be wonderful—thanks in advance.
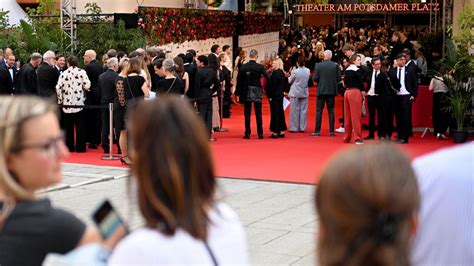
[411,143,474,266]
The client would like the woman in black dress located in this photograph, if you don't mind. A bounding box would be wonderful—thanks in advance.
[115,57,149,165]
[156,59,185,96]
[267,58,288,138]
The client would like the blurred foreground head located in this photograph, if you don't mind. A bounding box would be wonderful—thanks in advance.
[128,96,215,240]
[316,144,420,266]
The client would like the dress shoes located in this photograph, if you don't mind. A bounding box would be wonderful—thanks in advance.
[329,132,336,136]
[310,132,320,137]
[88,144,98,149]
[258,135,264,139]
[278,133,285,138]
[270,133,279,139]
[364,136,374,140]
[243,135,250,139]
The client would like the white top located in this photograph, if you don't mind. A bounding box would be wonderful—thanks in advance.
[396,66,409,95]
[411,143,474,266]
[109,203,249,265]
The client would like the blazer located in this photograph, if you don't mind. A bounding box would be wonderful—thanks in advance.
[195,66,220,103]
[0,67,13,94]
[98,69,119,104]
[288,66,310,98]
[389,66,418,98]
[313,60,340,96]
[18,63,38,95]
[375,71,399,96]
[184,63,198,98]
[84,60,104,103]
[343,65,364,91]
[267,69,286,99]
[37,62,60,98]
[236,60,269,103]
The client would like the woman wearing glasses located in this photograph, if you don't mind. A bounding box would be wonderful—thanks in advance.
[0,96,100,265]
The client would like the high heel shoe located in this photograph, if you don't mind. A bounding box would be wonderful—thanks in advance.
[437,133,448,140]
[120,156,132,166]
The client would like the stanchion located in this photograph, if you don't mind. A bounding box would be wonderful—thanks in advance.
[216,86,229,132]
[421,127,431,138]
[101,103,120,160]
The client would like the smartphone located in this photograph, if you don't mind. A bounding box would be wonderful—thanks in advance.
[91,199,128,240]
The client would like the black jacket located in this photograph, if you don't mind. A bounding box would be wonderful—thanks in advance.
[0,67,14,95]
[98,69,119,104]
[195,66,220,103]
[18,63,38,95]
[389,66,418,98]
[236,60,269,103]
[375,71,399,96]
[343,66,364,91]
[184,63,198,99]
[84,60,104,103]
[37,62,60,98]
[267,69,286,99]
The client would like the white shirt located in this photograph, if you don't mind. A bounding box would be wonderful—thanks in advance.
[368,70,379,96]
[411,143,474,266]
[109,203,249,265]
[397,66,410,95]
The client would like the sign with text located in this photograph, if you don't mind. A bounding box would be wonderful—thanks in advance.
[294,3,440,13]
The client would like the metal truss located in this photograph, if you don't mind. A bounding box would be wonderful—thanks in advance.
[60,0,77,53]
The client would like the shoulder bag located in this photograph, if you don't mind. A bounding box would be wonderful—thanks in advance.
[246,71,263,103]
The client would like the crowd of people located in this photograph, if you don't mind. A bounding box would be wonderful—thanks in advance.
[0,95,471,265]
[0,20,454,153]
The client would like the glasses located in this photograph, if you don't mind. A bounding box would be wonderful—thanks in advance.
[15,131,66,158]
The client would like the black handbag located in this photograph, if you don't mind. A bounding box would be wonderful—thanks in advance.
[246,72,263,103]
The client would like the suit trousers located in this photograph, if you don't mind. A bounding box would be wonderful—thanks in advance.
[244,101,263,136]
[289,97,308,132]
[85,107,101,146]
[378,95,395,138]
[366,95,380,138]
[63,110,86,152]
[395,95,411,141]
[101,107,111,151]
[343,89,363,142]
[315,95,335,134]
[198,100,213,137]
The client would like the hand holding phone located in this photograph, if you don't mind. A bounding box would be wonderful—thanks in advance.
[91,199,129,243]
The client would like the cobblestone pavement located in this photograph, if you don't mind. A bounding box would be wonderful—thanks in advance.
[45,163,318,265]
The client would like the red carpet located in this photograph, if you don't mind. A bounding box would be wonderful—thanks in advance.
[65,88,457,184]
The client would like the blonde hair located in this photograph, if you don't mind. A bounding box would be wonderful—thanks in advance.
[0,96,57,200]
[272,58,284,71]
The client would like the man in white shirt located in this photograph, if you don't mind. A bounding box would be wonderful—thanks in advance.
[411,143,474,265]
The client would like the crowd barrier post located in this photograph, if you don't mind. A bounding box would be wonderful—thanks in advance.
[101,103,120,161]
[217,87,229,132]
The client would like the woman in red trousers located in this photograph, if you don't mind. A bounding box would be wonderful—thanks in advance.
[342,54,365,144]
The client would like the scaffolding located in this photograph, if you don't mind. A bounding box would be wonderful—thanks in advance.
[442,0,453,58]
[60,0,77,53]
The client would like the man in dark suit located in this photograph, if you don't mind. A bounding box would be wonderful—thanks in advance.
[184,52,198,99]
[195,55,220,141]
[17,53,42,95]
[37,51,60,99]
[402,48,419,137]
[236,49,270,139]
[0,54,18,95]
[84,49,104,149]
[311,50,340,136]
[208,44,221,63]
[375,60,399,140]
[364,57,382,140]
[98,57,119,153]
[389,53,418,144]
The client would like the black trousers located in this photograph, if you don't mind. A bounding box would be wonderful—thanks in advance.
[269,97,287,133]
[366,95,381,138]
[198,100,212,137]
[315,95,335,133]
[63,110,86,152]
[244,100,263,136]
[378,95,395,138]
[85,107,101,146]
[395,95,411,141]
[432,92,449,134]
